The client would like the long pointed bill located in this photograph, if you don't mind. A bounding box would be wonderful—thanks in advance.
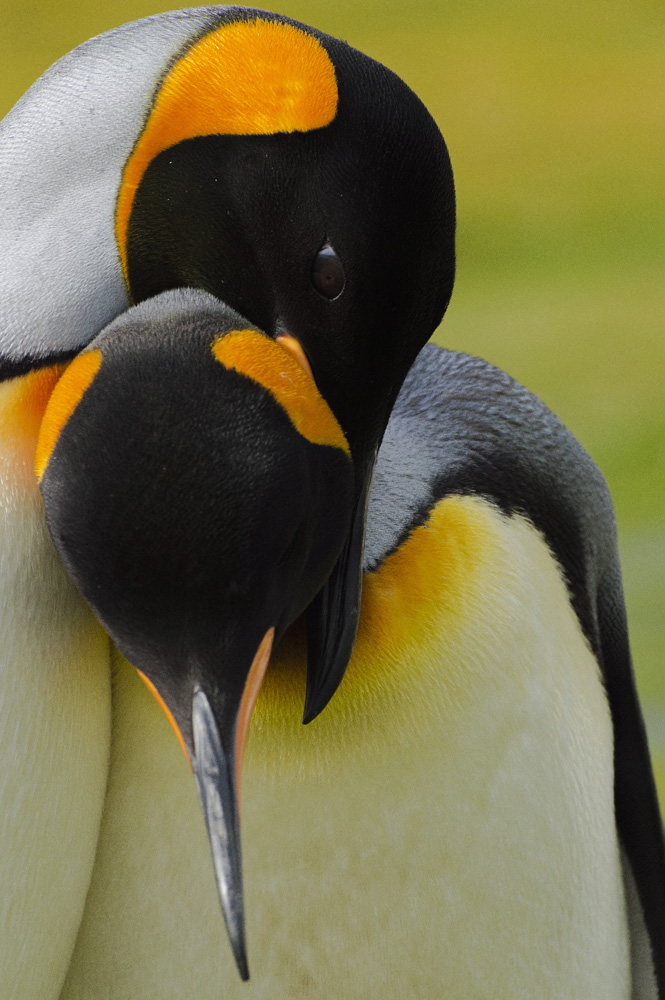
[192,628,274,981]
[303,452,375,723]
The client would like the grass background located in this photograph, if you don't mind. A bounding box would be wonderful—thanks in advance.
[2,0,663,794]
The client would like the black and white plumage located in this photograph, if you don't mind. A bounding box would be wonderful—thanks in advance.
[0,7,662,1000]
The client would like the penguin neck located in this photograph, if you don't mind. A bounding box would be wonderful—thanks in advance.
[249,493,608,773]
[243,493,631,996]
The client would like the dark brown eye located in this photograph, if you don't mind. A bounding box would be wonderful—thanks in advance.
[311,243,345,300]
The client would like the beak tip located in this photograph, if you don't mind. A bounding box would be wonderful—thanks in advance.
[192,686,251,982]
[302,683,328,725]
[302,706,317,727]
[303,620,355,725]
[222,898,250,981]
[233,940,250,982]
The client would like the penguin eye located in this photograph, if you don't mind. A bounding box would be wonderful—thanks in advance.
[311,243,345,300]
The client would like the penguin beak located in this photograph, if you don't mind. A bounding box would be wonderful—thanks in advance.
[274,333,314,379]
[303,454,374,723]
[192,627,274,982]
[275,327,373,724]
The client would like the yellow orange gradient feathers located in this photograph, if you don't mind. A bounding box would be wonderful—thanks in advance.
[35,351,102,482]
[213,330,349,455]
[116,19,338,282]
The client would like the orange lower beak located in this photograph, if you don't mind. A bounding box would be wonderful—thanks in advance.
[235,627,274,803]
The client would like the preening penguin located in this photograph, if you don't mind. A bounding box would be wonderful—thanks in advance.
[36,289,355,982]
[0,4,456,709]
[21,290,665,999]
[0,11,453,995]
[0,6,663,1000]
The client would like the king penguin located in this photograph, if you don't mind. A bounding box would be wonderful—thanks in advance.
[26,286,665,999]
[0,4,456,700]
[0,10,453,997]
[1,8,663,1000]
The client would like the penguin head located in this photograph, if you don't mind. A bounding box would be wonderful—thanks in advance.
[123,12,455,424]
[36,288,354,977]
[118,10,456,715]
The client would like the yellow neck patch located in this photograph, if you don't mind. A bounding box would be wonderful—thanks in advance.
[0,366,67,491]
[248,495,510,769]
[35,351,102,482]
[2,365,66,443]
[212,330,349,456]
[116,18,338,281]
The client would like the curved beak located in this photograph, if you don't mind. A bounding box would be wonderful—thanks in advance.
[273,327,375,724]
[192,628,274,981]
[303,452,374,723]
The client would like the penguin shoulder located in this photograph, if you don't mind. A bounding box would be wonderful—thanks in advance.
[0,10,217,372]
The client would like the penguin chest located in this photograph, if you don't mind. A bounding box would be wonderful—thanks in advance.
[0,372,111,1000]
[245,495,632,997]
[60,496,631,999]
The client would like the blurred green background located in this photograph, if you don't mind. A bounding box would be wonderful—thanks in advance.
[2,0,663,793]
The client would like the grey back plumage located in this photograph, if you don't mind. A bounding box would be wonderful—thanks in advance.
[369,342,612,632]
[368,341,665,995]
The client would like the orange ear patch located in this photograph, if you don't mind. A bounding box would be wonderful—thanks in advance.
[212,330,350,456]
[35,350,102,481]
[116,18,338,281]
